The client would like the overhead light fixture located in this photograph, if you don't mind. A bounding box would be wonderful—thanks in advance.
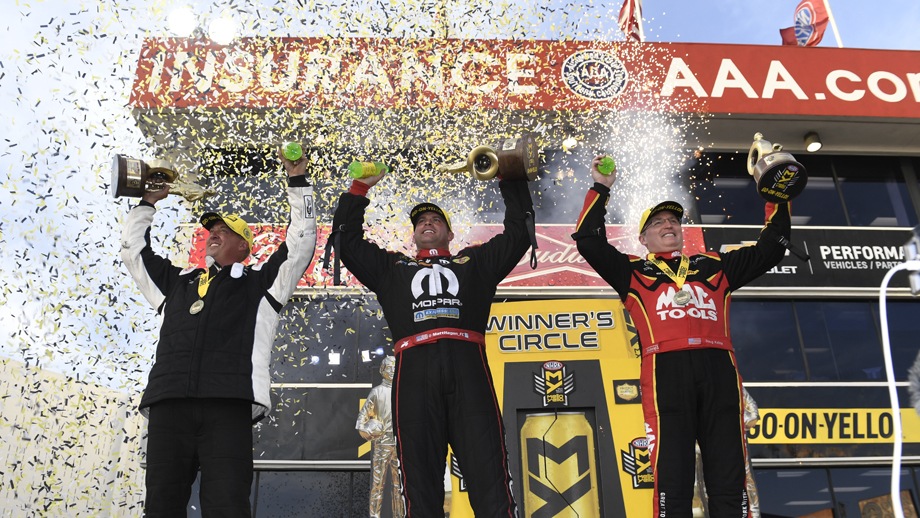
[208,11,239,45]
[804,131,822,152]
[167,6,197,37]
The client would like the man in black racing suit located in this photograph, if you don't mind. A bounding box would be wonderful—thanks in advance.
[121,148,315,516]
[331,168,533,517]
[572,156,790,518]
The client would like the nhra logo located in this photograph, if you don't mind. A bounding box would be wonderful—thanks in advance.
[621,437,654,489]
[561,49,629,101]
[411,264,459,298]
[533,361,575,406]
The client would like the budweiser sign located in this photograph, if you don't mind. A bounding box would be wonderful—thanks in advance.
[187,224,706,291]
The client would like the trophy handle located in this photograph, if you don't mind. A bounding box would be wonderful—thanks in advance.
[436,146,500,181]
[437,134,538,182]
[747,132,783,177]
[467,145,500,181]
[146,159,178,185]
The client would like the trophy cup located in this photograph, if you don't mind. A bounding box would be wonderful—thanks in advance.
[438,133,539,181]
[747,133,808,203]
[111,154,216,202]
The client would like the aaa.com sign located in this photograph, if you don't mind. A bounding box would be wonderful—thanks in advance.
[187,223,706,291]
[131,37,920,119]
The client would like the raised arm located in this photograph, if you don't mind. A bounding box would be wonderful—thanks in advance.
[721,201,791,289]
[572,156,632,299]
[120,185,182,310]
[260,146,318,303]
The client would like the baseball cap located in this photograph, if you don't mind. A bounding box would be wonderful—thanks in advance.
[638,201,684,234]
[200,212,254,249]
[409,203,452,232]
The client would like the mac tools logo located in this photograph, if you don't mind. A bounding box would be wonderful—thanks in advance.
[561,49,629,101]
[411,264,462,322]
[655,285,718,322]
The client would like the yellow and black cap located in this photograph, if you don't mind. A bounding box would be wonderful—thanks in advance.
[409,203,452,232]
[638,201,684,234]
[200,212,254,249]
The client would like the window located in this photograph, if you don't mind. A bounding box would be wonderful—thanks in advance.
[755,468,835,517]
[731,300,806,381]
[871,300,920,380]
[272,295,389,383]
[689,153,918,228]
[796,301,885,381]
[733,300,918,382]
[835,156,918,227]
[827,467,919,517]
[753,467,920,518]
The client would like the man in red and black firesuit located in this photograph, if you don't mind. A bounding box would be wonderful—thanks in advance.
[572,155,790,517]
[329,167,535,517]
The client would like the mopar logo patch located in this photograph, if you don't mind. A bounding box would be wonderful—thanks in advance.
[411,264,459,298]
[621,436,654,489]
[562,49,629,101]
[533,360,575,406]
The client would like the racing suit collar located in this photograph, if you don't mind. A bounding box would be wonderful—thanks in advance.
[651,250,683,260]
[415,247,451,259]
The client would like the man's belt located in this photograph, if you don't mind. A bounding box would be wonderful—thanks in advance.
[394,328,485,354]
[642,336,733,357]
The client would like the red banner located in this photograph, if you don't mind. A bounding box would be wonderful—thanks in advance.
[187,224,706,291]
[130,37,920,119]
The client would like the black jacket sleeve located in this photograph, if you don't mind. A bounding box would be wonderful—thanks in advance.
[467,180,535,285]
[721,202,792,289]
[572,183,633,300]
[331,191,394,292]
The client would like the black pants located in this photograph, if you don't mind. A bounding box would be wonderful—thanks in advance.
[393,340,517,517]
[641,349,750,518]
[144,398,254,518]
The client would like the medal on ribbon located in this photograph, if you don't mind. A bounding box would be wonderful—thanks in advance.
[648,253,691,306]
[672,290,692,306]
[191,267,214,314]
[189,300,205,314]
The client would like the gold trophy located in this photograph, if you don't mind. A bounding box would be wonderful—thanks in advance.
[747,133,807,203]
[438,133,539,181]
[111,154,216,202]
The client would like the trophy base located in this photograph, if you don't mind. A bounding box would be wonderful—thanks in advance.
[112,155,180,199]
[111,154,146,198]
[497,133,539,182]
[751,152,807,203]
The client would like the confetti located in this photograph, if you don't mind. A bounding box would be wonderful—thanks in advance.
[1,1,709,512]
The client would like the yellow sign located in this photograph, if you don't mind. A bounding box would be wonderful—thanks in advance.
[747,408,920,444]
[448,299,650,517]
[521,412,600,517]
